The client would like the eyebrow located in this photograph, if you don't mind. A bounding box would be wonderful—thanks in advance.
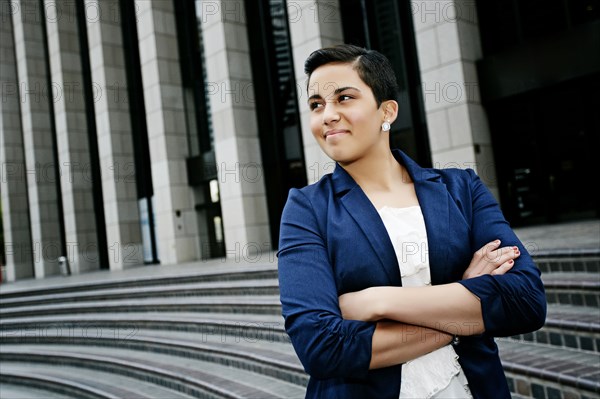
[307,86,361,102]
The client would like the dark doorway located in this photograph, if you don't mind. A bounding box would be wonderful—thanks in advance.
[488,74,600,226]
[476,0,600,226]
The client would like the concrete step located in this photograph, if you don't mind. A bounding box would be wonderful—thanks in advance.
[0,295,283,318]
[542,273,600,290]
[0,368,190,399]
[0,383,74,399]
[0,344,306,398]
[0,327,307,387]
[505,371,599,399]
[536,255,600,274]
[0,311,289,343]
[497,339,600,397]
[509,304,600,352]
[1,362,194,399]
[1,252,597,399]
[542,273,599,307]
[0,279,280,308]
[0,263,279,299]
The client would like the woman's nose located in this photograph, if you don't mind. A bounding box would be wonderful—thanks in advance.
[322,102,340,125]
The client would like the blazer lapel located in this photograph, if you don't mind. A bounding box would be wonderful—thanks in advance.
[330,150,452,287]
[332,165,402,286]
[394,150,451,285]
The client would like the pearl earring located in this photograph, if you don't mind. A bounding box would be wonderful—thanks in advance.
[381,121,391,132]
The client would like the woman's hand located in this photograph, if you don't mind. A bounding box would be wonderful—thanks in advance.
[339,287,381,321]
[339,240,520,322]
[463,239,520,279]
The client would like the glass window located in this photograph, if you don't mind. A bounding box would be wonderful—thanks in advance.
[244,0,307,249]
[174,0,225,259]
[340,0,432,166]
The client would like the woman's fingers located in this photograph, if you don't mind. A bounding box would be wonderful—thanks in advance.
[490,246,520,265]
[463,240,499,278]
[491,260,515,276]
[472,240,502,267]
[463,240,521,279]
[482,246,520,274]
[481,239,502,256]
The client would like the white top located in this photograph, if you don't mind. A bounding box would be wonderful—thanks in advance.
[377,206,472,399]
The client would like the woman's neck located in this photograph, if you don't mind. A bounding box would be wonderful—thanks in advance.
[341,146,411,192]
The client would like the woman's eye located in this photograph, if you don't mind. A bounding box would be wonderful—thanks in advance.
[339,94,352,102]
[309,102,322,110]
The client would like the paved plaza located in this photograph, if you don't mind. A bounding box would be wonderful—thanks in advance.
[1,219,597,293]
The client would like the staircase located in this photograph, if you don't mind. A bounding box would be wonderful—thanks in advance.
[499,252,600,399]
[1,253,598,398]
[0,262,307,399]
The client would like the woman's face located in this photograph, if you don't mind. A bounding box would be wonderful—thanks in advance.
[307,62,388,164]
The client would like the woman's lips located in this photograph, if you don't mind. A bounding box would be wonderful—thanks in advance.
[325,130,349,139]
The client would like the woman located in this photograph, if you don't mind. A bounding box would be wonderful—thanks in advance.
[276,44,546,399]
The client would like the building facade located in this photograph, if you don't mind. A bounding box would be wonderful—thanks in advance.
[1,0,598,281]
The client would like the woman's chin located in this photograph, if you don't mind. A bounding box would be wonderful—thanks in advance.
[326,151,357,165]
[318,141,360,165]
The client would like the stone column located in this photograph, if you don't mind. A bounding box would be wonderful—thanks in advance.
[11,0,63,278]
[200,0,271,258]
[135,0,200,264]
[287,0,344,184]
[84,0,143,270]
[44,0,100,273]
[411,0,499,197]
[0,0,34,281]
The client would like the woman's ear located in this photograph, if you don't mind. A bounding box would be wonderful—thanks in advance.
[381,100,399,123]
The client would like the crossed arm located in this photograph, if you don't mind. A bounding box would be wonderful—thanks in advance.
[338,240,520,369]
[278,176,546,379]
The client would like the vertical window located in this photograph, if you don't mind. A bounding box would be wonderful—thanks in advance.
[245,0,307,249]
[340,0,432,166]
[120,0,159,263]
[174,0,225,259]
[75,0,109,269]
[39,0,67,259]
[0,203,4,270]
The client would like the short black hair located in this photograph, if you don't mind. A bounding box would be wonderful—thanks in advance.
[304,44,399,108]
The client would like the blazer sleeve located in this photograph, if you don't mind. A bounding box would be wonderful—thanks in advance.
[276,188,376,379]
[457,168,547,337]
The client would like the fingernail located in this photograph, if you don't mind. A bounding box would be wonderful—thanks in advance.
[508,259,514,264]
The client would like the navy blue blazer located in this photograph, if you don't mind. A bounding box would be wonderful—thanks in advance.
[277,149,546,399]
